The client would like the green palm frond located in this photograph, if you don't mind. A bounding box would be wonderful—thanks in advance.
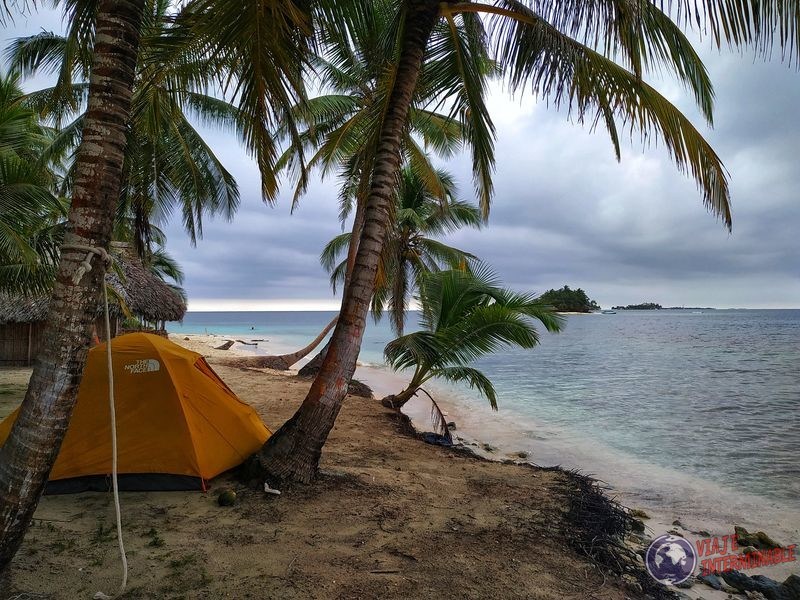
[321,164,482,334]
[426,12,497,217]
[430,366,498,409]
[444,304,543,363]
[414,238,477,270]
[8,1,249,249]
[320,232,352,275]
[480,0,731,228]
[276,0,491,226]
[385,267,561,410]
[408,107,464,157]
[516,0,716,120]
[671,0,800,62]
[384,329,447,372]
[489,289,565,333]
[0,70,65,273]
[5,32,72,79]
[388,256,410,335]
[148,247,185,285]
[176,0,312,201]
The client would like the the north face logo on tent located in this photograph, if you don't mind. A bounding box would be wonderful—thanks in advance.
[124,358,160,374]
[0,333,270,493]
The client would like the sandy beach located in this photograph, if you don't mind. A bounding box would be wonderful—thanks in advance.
[0,334,664,600]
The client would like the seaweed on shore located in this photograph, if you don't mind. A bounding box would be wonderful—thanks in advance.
[558,468,680,599]
[380,401,682,599]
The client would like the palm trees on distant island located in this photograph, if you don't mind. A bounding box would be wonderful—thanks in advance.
[612,303,664,310]
[539,286,600,313]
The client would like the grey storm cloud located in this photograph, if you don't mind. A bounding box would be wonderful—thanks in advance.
[4,10,799,309]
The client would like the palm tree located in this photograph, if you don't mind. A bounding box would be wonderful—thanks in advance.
[382,267,562,414]
[276,0,483,216]
[321,165,481,335]
[0,0,148,570]
[0,71,66,297]
[0,0,323,571]
[6,0,242,254]
[259,0,800,482]
[279,1,493,373]
[295,165,478,377]
[0,61,195,299]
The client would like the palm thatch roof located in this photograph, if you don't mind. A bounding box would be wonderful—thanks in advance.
[0,295,51,324]
[0,245,186,325]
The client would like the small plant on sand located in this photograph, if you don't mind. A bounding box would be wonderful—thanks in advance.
[382,266,562,436]
[168,553,198,571]
[166,552,212,588]
[47,537,77,555]
[143,527,165,548]
[92,521,116,544]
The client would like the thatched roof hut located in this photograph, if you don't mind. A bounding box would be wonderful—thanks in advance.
[105,244,186,324]
[0,244,186,365]
[0,295,51,326]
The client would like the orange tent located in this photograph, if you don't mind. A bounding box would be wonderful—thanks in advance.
[0,333,270,493]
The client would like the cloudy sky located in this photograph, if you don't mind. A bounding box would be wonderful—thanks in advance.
[5,9,799,310]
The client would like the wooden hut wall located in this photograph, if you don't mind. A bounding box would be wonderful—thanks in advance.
[0,317,117,366]
[0,322,44,366]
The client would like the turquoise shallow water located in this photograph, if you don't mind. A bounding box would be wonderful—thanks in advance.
[170,309,800,543]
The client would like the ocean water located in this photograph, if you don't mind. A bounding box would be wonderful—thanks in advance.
[170,309,800,547]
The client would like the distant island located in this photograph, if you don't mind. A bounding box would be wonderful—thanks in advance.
[612,302,662,310]
[541,286,600,313]
[611,303,716,310]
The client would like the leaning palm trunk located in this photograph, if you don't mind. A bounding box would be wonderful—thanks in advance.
[296,339,329,377]
[0,0,145,572]
[274,315,338,368]
[259,0,441,483]
[380,386,418,409]
[298,191,368,378]
[225,315,337,370]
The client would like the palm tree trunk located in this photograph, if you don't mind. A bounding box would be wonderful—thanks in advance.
[272,315,338,368]
[258,0,441,483]
[296,338,329,377]
[380,386,418,409]
[298,195,368,378]
[0,0,145,572]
